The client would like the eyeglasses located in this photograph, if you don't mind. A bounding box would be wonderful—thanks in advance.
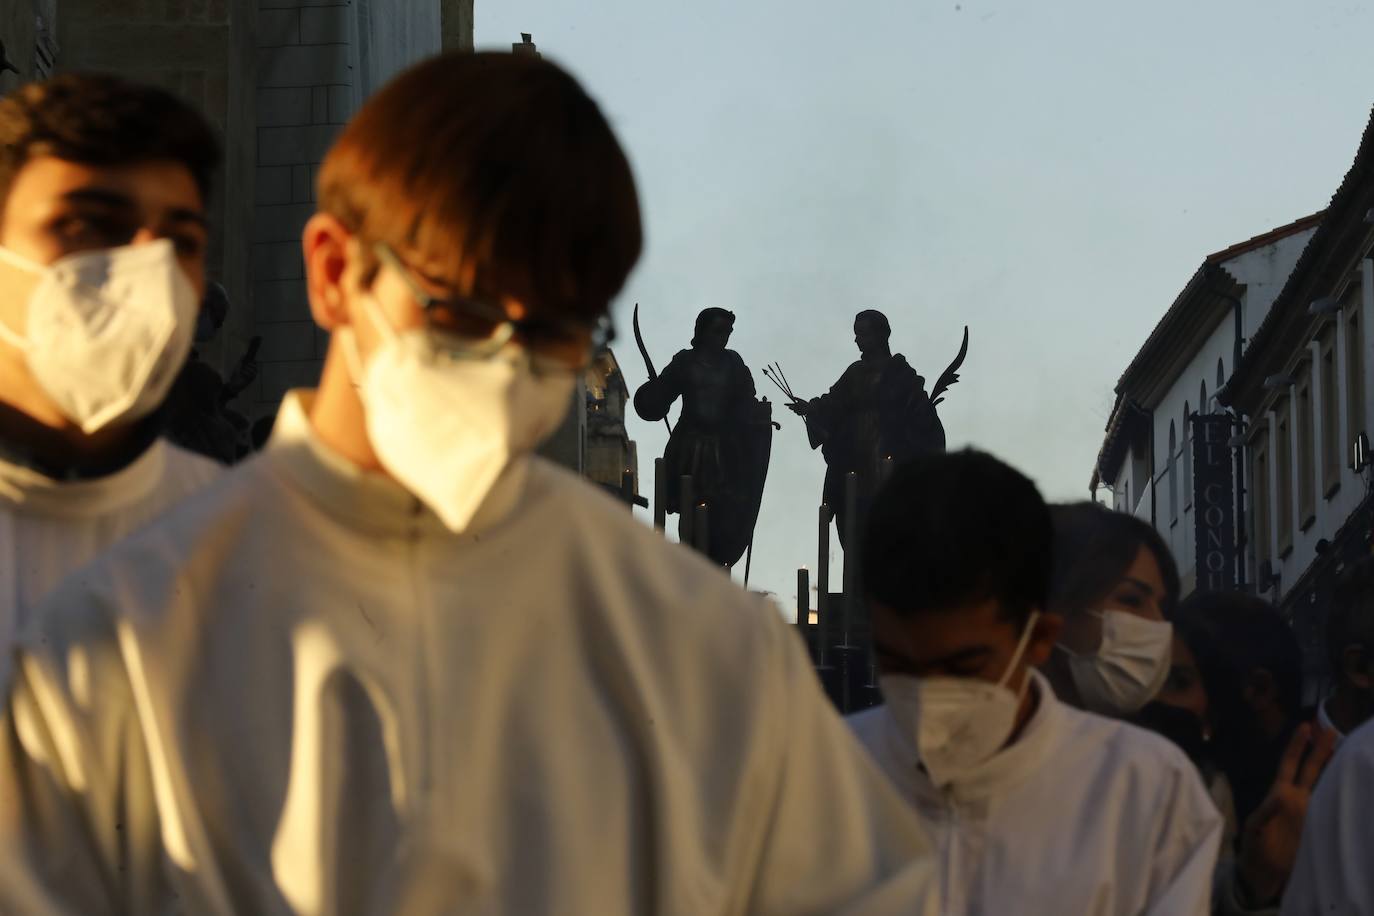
[374,243,615,373]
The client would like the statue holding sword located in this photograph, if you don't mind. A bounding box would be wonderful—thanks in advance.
[633,306,774,571]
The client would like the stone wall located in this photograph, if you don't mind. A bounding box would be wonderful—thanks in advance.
[250,0,354,412]
[248,0,459,418]
[0,4,37,92]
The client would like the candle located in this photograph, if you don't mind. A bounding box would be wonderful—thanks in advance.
[694,502,710,556]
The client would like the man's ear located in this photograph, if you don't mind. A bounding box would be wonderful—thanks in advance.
[303,212,355,331]
[1025,611,1064,667]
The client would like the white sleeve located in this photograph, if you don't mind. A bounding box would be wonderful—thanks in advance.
[1280,729,1374,915]
[0,574,174,914]
[740,611,938,916]
[1143,756,1225,916]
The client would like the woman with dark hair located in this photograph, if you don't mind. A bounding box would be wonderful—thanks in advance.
[1039,502,1179,717]
[1149,593,1336,912]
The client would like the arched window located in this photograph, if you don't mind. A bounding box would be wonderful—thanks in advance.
[1218,358,1226,389]
[1182,402,1192,510]
[1168,421,1179,523]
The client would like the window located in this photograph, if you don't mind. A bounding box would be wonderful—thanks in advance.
[1322,331,1341,495]
[1182,402,1192,511]
[1275,403,1293,557]
[1252,438,1270,574]
[1347,305,1365,455]
[1166,421,1178,524]
[1218,358,1226,390]
[1297,372,1315,529]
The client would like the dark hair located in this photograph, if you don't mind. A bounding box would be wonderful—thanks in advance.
[691,307,735,347]
[318,51,642,324]
[863,449,1052,626]
[0,73,220,211]
[1048,502,1181,620]
[1177,590,1302,721]
[1328,555,1374,680]
[855,309,891,340]
[1175,590,1302,828]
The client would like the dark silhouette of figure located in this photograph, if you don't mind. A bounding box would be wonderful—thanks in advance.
[634,308,772,567]
[164,282,260,463]
[789,311,958,549]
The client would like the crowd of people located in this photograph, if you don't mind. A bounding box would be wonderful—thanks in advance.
[0,48,1369,915]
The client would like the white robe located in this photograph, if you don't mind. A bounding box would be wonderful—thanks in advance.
[849,672,1222,916]
[0,438,221,642]
[0,390,937,916]
[1280,716,1374,915]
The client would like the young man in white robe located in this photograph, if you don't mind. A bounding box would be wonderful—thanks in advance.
[0,73,222,643]
[0,51,937,914]
[849,449,1223,915]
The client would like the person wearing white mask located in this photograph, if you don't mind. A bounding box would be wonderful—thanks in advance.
[0,52,937,913]
[1040,501,1180,718]
[0,73,221,646]
[850,450,1222,915]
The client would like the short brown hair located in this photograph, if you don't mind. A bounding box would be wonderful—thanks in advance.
[0,73,220,210]
[318,51,642,323]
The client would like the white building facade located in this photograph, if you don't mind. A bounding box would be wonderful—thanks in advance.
[1221,109,1374,685]
[1096,106,1374,687]
[1093,216,1319,594]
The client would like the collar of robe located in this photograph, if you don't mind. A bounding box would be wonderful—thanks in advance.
[0,399,164,482]
[263,389,531,539]
[0,431,171,517]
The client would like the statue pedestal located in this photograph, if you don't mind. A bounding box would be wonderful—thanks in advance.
[795,592,879,715]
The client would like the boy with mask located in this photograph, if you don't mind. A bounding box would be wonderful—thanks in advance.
[0,74,221,645]
[850,449,1222,915]
[0,52,936,913]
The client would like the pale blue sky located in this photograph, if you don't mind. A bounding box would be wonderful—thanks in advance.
[476,1,1374,613]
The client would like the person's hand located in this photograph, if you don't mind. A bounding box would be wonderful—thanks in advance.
[1236,722,1338,905]
[224,357,259,401]
[786,401,809,417]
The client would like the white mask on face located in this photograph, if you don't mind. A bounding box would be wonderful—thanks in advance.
[1060,610,1172,716]
[0,239,198,433]
[342,297,575,533]
[880,612,1041,790]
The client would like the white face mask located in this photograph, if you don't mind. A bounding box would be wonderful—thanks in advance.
[0,239,197,433]
[1061,610,1172,716]
[880,612,1040,790]
[343,297,575,533]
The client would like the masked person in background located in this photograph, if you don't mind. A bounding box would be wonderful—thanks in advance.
[1040,501,1178,717]
[0,74,221,647]
[0,52,937,914]
[1315,555,1374,742]
[849,450,1221,916]
[1147,592,1335,914]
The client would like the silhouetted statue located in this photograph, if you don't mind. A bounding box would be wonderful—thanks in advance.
[788,310,966,548]
[164,282,261,463]
[633,307,773,568]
